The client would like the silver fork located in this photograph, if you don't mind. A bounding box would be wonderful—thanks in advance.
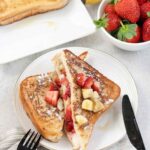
[17,129,41,150]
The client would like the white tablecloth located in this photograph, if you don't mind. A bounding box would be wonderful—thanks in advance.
[0,4,150,150]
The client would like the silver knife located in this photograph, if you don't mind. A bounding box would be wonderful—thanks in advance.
[122,95,146,150]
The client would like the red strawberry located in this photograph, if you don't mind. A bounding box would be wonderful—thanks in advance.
[84,77,94,88]
[61,77,69,86]
[54,77,61,87]
[49,82,57,91]
[115,0,140,23]
[104,3,115,14]
[117,23,140,43]
[66,121,74,132]
[94,13,121,32]
[141,2,150,20]
[45,91,59,107]
[61,77,70,100]
[62,85,71,100]
[142,18,150,41]
[76,73,86,87]
[65,105,72,121]
[92,81,101,92]
[137,0,147,5]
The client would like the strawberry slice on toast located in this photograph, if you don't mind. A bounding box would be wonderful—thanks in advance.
[52,50,121,150]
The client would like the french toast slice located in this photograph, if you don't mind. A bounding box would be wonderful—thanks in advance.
[20,72,64,142]
[0,0,69,25]
[52,50,121,150]
[19,52,87,143]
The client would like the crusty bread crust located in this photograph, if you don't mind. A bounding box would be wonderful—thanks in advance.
[20,74,64,142]
[0,0,69,25]
[52,50,121,150]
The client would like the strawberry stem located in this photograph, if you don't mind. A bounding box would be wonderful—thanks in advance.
[120,21,125,29]
[110,0,116,4]
[114,0,119,4]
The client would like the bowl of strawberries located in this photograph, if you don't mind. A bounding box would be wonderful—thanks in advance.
[95,0,150,51]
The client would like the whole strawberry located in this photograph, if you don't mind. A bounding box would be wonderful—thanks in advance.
[94,13,120,32]
[141,2,150,20]
[137,0,147,5]
[117,23,140,43]
[142,18,150,41]
[115,0,140,23]
[104,3,115,14]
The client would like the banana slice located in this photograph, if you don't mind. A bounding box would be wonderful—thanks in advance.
[57,98,64,111]
[93,100,104,112]
[75,115,88,126]
[82,89,93,99]
[82,99,93,111]
[92,91,100,100]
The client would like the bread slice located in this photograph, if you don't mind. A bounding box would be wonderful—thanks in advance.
[52,50,121,150]
[0,0,69,25]
[19,52,86,143]
[19,72,64,142]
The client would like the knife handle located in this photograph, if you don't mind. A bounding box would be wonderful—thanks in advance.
[137,145,146,150]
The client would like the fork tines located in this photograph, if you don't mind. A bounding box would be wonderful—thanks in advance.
[17,129,41,150]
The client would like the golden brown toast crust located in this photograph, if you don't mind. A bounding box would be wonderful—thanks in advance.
[0,0,69,25]
[20,73,64,142]
[52,50,121,150]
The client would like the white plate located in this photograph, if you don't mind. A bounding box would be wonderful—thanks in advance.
[14,47,138,150]
[0,0,95,64]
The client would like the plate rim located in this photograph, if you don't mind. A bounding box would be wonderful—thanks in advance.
[14,46,138,150]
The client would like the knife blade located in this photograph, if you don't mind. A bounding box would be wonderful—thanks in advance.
[122,95,146,150]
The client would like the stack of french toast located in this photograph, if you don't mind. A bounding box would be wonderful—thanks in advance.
[20,50,120,150]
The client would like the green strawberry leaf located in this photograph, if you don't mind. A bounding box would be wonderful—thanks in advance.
[110,0,116,4]
[147,12,150,17]
[117,24,137,41]
[93,15,108,28]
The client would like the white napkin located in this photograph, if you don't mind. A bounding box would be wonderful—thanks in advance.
[0,128,24,150]
[0,128,50,150]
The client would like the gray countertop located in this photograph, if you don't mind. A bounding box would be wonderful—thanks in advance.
[0,4,150,150]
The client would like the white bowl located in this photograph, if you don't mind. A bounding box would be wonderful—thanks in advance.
[97,0,150,51]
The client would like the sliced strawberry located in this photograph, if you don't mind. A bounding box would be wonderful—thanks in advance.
[61,77,69,86]
[45,91,59,107]
[61,77,70,100]
[62,85,71,100]
[92,81,101,92]
[45,92,52,105]
[54,78,61,87]
[65,105,72,121]
[66,121,74,132]
[76,73,86,87]
[49,82,57,91]
[84,77,94,88]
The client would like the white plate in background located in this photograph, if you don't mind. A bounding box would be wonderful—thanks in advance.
[0,0,95,64]
[15,47,138,150]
